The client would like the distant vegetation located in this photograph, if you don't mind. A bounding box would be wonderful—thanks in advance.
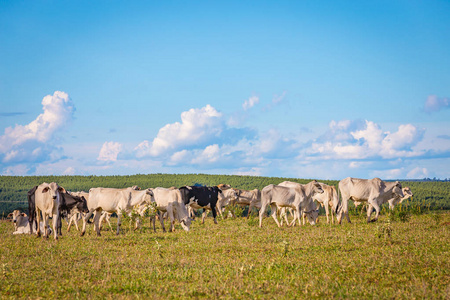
[0,174,449,216]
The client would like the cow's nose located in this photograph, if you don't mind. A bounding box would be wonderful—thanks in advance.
[52,196,57,199]
[13,220,16,223]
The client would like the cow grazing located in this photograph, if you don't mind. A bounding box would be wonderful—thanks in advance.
[279,181,339,224]
[337,177,404,224]
[33,182,66,240]
[82,187,154,236]
[149,187,191,232]
[66,191,90,232]
[259,181,323,228]
[179,186,223,224]
[9,210,52,235]
[56,192,89,235]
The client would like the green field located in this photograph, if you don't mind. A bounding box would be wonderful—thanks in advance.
[1,211,449,299]
[1,174,449,298]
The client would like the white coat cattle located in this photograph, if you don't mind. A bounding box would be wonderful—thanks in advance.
[34,182,66,240]
[9,210,51,235]
[337,177,404,224]
[259,181,323,228]
[279,181,339,224]
[149,187,191,232]
[214,188,238,219]
[231,189,261,218]
[82,187,154,236]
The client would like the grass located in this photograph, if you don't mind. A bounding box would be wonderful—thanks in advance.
[1,212,449,299]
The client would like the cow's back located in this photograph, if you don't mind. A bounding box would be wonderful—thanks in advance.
[88,188,130,212]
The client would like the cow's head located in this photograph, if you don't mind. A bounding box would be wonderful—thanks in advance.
[311,180,324,195]
[42,182,66,200]
[180,217,191,232]
[401,187,413,202]
[303,207,320,226]
[77,196,90,213]
[11,210,26,229]
[392,181,404,198]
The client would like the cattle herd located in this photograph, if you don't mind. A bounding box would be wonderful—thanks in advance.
[7,177,414,240]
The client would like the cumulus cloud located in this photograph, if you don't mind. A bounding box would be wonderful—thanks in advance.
[242,96,259,110]
[310,120,424,160]
[0,91,74,165]
[135,105,223,157]
[424,95,449,113]
[98,141,123,162]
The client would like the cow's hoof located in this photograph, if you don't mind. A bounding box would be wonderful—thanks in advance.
[80,232,85,237]
[97,232,101,237]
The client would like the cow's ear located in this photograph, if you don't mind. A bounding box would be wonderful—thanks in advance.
[42,187,49,193]
[395,181,401,187]
[7,213,13,218]
[58,187,66,193]
[21,213,27,217]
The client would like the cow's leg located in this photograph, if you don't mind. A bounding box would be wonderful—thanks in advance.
[92,210,103,236]
[52,212,59,240]
[81,210,94,236]
[247,203,254,219]
[157,211,166,232]
[302,211,306,225]
[35,209,41,237]
[258,203,268,228]
[115,212,122,235]
[324,201,330,224]
[216,204,224,220]
[201,210,207,224]
[166,207,175,232]
[211,205,218,224]
[74,214,80,231]
[67,214,73,232]
[270,204,282,227]
[366,203,374,223]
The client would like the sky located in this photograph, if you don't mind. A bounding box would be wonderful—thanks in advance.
[0,0,449,180]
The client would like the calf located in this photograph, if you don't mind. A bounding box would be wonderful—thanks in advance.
[9,210,51,235]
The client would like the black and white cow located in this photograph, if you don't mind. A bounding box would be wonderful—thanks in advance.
[179,186,223,224]
[56,192,89,235]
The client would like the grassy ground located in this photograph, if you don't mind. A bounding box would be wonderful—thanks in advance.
[1,212,449,299]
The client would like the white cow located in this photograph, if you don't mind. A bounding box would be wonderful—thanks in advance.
[149,187,191,232]
[337,177,404,223]
[259,181,323,228]
[9,210,52,235]
[354,186,413,212]
[279,181,339,224]
[213,188,238,220]
[34,182,66,240]
[82,187,154,236]
[230,189,261,218]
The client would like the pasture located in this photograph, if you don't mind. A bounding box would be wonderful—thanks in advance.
[1,211,449,299]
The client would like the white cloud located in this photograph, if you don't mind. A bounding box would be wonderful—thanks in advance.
[0,91,74,165]
[62,167,76,175]
[407,167,429,179]
[242,96,259,110]
[135,105,223,157]
[311,120,424,160]
[98,141,123,161]
[424,95,449,113]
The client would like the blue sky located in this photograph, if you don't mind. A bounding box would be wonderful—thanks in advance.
[1,0,449,179]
